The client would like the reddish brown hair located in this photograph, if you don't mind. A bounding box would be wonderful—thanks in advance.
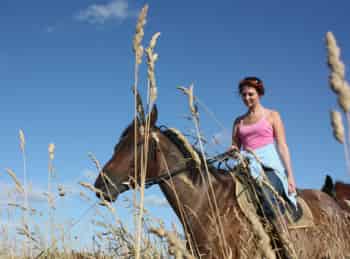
[238,77,265,96]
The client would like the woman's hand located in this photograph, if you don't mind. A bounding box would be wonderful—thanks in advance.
[228,145,239,152]
[227,145,240,158]
[288,176,296,194]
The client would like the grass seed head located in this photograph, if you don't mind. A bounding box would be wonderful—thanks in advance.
[5,168,24,194]
[88,152,102,171]
[337,87,350,113]
[326,31,345,79]
[146,32,161,104]
[133,5,149,64]
[177,84,197,117]
[330,110,345,143]
[329,72,345,94]
[48,143,55,161]
[19,129,25,152]
[79,181,100,194]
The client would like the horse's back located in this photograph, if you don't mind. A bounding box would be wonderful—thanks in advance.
[335,182,350,212]
[292,189,350,258]
[298,189,343,220]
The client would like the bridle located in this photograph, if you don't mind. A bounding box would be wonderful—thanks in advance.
[119,126,236,191]
[143,159,197,188]
[120,127,199,191]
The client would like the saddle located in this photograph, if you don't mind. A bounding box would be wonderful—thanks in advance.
[234,172,315,258]
[235,173,314,230]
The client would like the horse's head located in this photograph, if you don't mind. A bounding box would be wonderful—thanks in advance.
[94,106,160,202]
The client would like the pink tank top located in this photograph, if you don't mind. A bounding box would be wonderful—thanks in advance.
[238,110,275,150]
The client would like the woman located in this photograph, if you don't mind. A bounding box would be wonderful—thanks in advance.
[230,76,298,215]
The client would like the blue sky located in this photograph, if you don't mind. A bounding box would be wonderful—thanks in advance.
[1,0,350,248]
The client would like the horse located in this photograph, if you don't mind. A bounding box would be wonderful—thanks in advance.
[94,106,350,258]
[322,175,350,213]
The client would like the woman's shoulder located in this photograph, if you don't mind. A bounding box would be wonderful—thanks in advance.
[233,114,246,126]
[264,108,280,118]
[264,108,283,126]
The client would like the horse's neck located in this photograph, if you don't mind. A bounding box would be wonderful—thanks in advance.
[157,153,204,210]
[156,132,237,226]
[157,150,236,226]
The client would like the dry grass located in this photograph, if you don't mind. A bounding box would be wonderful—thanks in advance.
[1,6,349,259]
[326,31,350,177]
[1,150,177,259]
[0,6,190,258]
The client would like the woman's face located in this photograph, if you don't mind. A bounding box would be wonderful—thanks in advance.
[240,86,260,108]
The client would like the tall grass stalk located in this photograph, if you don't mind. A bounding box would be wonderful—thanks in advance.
[345,112,350,176]
[48,143,55,252]
[155,144,197,257]
[133,30,161,259]
[132,5,148,259]
[191,106,230,257]
[18,129,32,258]
[7,191,16,259]
[326,32,350,177]
[177,85,230,257]
[4,133,177,258]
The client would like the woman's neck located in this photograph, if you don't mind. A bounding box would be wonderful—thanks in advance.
[248,104,264,115]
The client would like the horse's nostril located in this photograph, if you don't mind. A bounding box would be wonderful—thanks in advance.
[102,194,112,202]
[96,191,103,199]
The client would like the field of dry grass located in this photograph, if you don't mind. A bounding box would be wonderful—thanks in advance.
[0,7,192,259]
[1,4,349,259]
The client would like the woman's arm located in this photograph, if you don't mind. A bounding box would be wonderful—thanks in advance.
[231,118,241,151]
[272,111,297,194]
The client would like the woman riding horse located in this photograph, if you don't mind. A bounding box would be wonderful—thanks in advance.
[230,77,298,218]
[94,99,350,258]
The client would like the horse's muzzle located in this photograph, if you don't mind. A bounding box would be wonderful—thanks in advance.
[95,182,130,202]
[96,190,116,202]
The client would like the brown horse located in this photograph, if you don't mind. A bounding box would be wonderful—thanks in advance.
[322,175,350,213]
[94,106,350,258]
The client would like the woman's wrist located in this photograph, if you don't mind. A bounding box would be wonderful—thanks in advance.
[230,145,239,151]
[287,172,295,182]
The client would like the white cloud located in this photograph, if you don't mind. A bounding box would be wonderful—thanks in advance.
[144,195,168,208]
[75,0,136,24]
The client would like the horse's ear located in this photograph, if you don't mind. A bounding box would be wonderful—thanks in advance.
[132,86,146,124]
[321,175,335,198]
[133,116,141,128]
[148,105,158,126]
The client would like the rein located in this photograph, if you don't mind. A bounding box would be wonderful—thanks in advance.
[144,159,196,188]
[144,151,236,188]
[121,125,235,190]
[122,154,233,190]
[121,159,195,190]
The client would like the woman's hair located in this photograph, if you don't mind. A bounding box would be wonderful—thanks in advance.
[238,76,265,96]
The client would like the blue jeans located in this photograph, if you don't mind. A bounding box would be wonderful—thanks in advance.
[260,170,287,219]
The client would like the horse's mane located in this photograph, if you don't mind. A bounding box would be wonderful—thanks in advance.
[161,127,202,167]
[160,126,232,180]
[118,123,233,180]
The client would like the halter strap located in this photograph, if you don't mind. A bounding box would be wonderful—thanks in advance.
[120,127,230,190]
[144,159,196,188]
[121,159,195,190]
